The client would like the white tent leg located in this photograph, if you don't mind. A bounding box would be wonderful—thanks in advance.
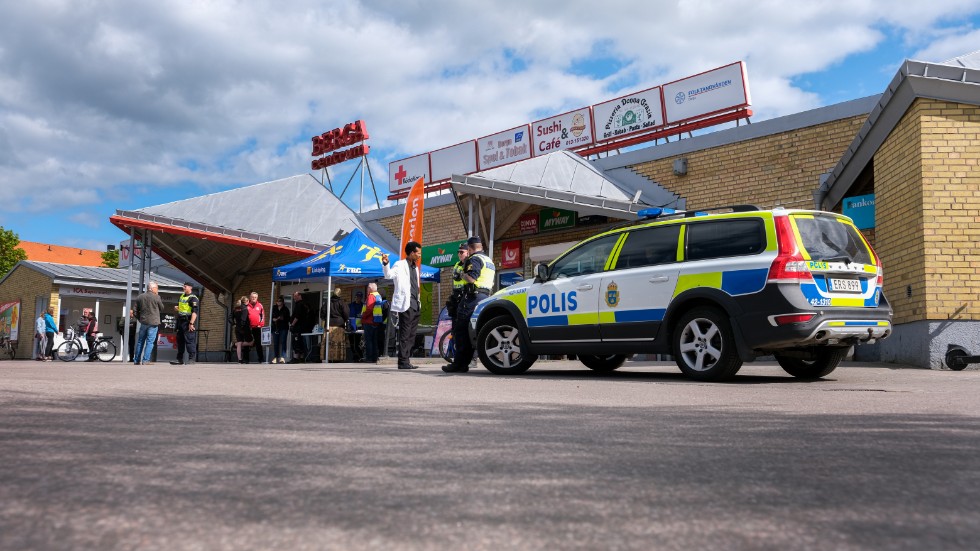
[325,276,332,364]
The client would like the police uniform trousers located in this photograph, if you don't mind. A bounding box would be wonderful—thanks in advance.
[396,304,420,368]
[175,316,197,362]
[450,292,487,369]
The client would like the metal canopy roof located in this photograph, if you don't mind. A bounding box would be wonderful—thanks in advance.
[110,174,399,295]
[3,261,184,294]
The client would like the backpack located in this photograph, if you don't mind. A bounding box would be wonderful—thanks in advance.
[380,297,391,323]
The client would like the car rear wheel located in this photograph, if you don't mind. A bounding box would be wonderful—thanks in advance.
[579,354,627,372]
[477,315,536,375]
[672,306,742,381]
[775,347,848,379]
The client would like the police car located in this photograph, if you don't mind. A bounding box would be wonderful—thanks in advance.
[470,205,893,381]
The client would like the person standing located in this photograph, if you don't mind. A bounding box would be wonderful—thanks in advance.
[445,241,469,335]
[382,241,423,370]
[246,291,265,363]
[117,309,137,362]
[43,305,57,361]
[270,295,290,364]
[171,282,199,365]
[34,310,47,361]
[83,310,99,361]
[443,236,495,373]
[348,291,364,362]
[360,282,384,363]
[288,292,311,363]
[230,296,252,363]
[134,282,165,365]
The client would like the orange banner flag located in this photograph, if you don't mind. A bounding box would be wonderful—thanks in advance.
[399,177,425,258]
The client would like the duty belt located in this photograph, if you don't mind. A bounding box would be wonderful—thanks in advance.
[476,288,491,295]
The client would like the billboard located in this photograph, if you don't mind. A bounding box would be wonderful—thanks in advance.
[499,240,522,269]
[0,301,20,341]
[430,141,477,182]
[531,107,594,156]
[663,61,750,125]
[388,153,430,194]
[593,86,665,142]
[477,125,531,170]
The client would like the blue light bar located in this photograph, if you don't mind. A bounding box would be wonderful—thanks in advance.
[637,207,677,219]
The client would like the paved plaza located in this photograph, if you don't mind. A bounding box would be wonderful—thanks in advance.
[1,358,978,550]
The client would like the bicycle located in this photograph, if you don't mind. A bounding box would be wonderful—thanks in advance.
[57,327,117,362]
[0,334,15,360]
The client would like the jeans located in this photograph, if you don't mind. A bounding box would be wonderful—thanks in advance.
[135,323,159,364]
[363,324,377,362]
[272,329,288,359]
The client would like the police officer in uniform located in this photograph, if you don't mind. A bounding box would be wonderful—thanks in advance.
[443,236,494,373]
[445,241,468,320]
[171,282,199,365]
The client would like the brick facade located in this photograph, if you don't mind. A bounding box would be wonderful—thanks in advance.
[0,265,57,359]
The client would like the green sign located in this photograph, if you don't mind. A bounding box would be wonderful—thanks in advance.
[422,240,465,268]
[539,208,577,232]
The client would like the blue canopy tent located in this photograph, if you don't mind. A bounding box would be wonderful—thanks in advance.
[271,228,441,363]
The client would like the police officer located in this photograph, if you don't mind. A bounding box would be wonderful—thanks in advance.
[445,241,469,319]
[171,282,199,365]
[443,236,494,373]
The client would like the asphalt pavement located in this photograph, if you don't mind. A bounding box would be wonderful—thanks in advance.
[1,358,978,550]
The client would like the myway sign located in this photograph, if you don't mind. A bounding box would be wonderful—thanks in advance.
[539,208,576,232]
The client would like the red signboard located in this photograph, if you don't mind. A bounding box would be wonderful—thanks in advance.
[499,240,522,269]
[311,120,370,170]
[519,213,539,235]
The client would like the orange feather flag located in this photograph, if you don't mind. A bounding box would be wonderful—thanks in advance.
[399,177,425,258]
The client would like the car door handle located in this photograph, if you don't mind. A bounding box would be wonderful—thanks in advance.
[577,284,594,290]
[649,275,669,283]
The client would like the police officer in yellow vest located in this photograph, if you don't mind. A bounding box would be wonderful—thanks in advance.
[443,236,494,373]
[171,282,199,365]
[445,241,469,319]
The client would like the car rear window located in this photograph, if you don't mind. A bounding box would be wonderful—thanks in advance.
[793,215,873,265]
[686,219,766,261]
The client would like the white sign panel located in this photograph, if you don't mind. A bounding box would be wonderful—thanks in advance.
[477,125,531,170]
[388,153,430,194]
[593,86,665,142]
[531,107,594,156]
[663,62,750,125]
[430,141,477,182]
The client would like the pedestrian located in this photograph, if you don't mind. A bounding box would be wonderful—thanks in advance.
[230,296,252,363]
[117,309,137,362]
[361,282,384,363]
[321,286,348,362]
[445,240,468,323]
[376,290,389,358]
[171,282,199,365]
[270,295,290,364]
[288,292,311,363]
[83,310,99,361]
[134,282,165,365]
[43,305,57,361]
[34,310,47,361]
[382,241,423,370]
[246,291,265,363]
[443,236,495,373]
[348,291,364,362]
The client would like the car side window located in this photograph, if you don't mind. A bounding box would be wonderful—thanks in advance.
[550,234,620,279]
[686,219,765,261]
[614,225,681,270]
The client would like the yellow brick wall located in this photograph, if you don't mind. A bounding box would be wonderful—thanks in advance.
[0,265,57,359]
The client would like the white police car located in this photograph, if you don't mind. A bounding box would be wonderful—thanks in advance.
[470,205,893,381]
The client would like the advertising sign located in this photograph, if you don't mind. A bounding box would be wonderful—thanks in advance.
[663,62,750,125]
[538,208,577,232]
[477,125,531,170]
[842,194,876,230]
[531,107,594,156]
[59,286,128,300]
[422,240,465,268]
[389,153,430,194]
[518,212,539,235]
[431,141,477,182]
[499,240,522,269]
[498,271,525,289]
[0,300,20,341]
[593,86,665,142]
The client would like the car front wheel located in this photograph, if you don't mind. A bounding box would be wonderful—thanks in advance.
[672,306,742,381]
[477,315,536,375]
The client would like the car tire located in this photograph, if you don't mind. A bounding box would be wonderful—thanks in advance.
[477,315,536,375]
[775,347,848,379]
[579,354,627,372]
[672,306,742,381]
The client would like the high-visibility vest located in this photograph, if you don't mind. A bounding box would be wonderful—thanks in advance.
[177,294,197,315]
[360,292,384,324]
[471,252,496,292]
[452,261,466,289]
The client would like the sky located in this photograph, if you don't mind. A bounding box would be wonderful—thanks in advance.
[1,0,979,252]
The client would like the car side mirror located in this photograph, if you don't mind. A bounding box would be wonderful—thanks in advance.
[534,263,549,283]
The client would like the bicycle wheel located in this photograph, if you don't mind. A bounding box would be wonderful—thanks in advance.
[95,340,117,362]
[439,330,455,363]
[57,341,81,362]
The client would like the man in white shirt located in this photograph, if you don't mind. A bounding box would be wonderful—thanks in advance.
[382,241,422,370]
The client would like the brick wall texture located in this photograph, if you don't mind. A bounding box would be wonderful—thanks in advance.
[0,265,57,359]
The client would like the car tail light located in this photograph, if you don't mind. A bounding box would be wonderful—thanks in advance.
[768,215,813,282]
[773,313,815,325]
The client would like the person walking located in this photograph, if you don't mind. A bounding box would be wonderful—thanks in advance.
[360,282,384,363]
[270,295,290,364]
[246,291,265,363]
[134,282,165,365]
[43,305,57,361]
[382,241,423,370]
[34,310,47,361]
[443,236,495,373]
[171,282,199,365]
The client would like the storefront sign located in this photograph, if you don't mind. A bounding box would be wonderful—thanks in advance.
[422,241,465,268]
[577,214,609,226]
[0,300,20,341]
[519,213,539,235]
[531,107,594,155]
[59,286,128,300]
[663,61,750,125]
[389,153,430,194]
[477,125,531,170]
[593,86,665,142]
[843,194,876,230]
[538,208,576,232]
[499,240,522,269]
[431,141,477,182]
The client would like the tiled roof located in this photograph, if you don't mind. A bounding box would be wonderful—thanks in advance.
[19,241,105,266]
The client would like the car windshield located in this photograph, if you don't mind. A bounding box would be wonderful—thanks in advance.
[793,215,873,265]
